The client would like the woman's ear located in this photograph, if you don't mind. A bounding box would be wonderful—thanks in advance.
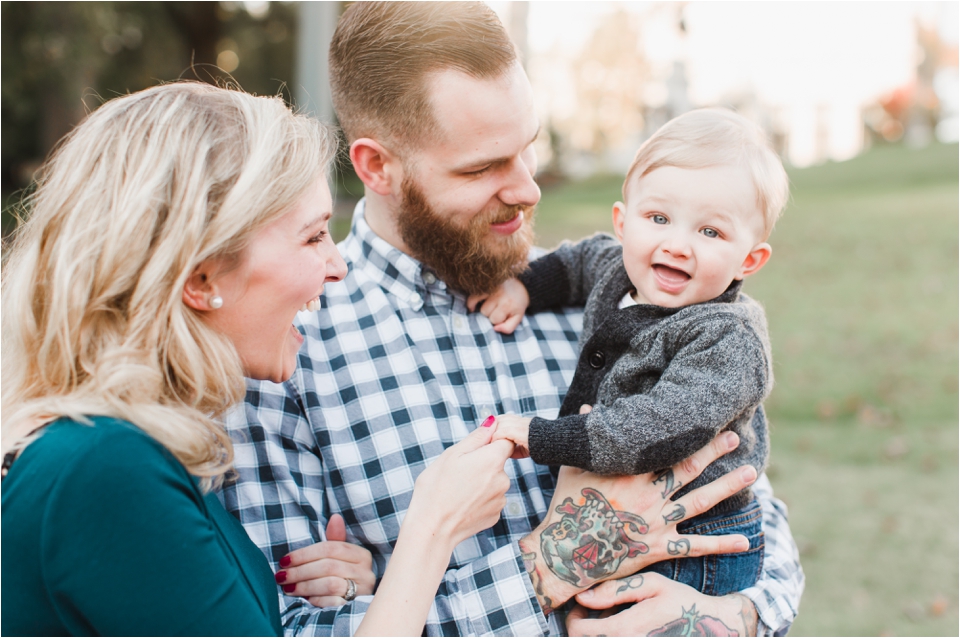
[350,138,400,197]
[612,202,627,242]
[182,262,217,311]
[736,243,772,279]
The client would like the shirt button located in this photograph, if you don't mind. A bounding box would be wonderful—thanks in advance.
[589,350,606,369]
[507,501,522,516]
[408,292,423,310]
[454,316,465,330]
[422,271,437,285]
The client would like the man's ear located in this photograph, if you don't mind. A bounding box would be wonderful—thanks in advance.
[611,202,627,242]
[350,138,401,196]
[182,262,218,311]
[736,243,772,279]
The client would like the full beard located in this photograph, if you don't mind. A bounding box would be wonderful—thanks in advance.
[397,176,536,295]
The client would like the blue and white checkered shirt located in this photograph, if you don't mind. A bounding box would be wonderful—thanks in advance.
[220,202,803,636]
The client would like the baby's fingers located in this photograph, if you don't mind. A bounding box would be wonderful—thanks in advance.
[493,312,523,335]
[467,293,489,312]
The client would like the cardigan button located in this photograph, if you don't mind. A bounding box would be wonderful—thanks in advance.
[588,350,606,369]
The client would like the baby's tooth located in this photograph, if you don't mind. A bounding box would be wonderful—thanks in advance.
[299,303,307,312]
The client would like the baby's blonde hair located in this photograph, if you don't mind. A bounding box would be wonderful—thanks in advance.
[624,108,788,239]
[1,82,337,489]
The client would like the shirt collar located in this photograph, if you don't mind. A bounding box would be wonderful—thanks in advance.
[340,199,447,307]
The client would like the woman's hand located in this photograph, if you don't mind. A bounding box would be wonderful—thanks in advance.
[519,429,757,614]
[354,418,516,636]
[405,417,515,551]
[567,572,758,636]
[274,515,376,607]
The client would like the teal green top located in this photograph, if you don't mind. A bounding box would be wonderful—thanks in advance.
[1,416,282,636]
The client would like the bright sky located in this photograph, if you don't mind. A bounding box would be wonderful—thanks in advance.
[489,1,959,167]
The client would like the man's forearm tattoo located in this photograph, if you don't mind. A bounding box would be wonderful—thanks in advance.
[653,469,682,499]
[615,575,645,594]
[521,548,555,616]
[732,593,758,635]
[540,488,649,586]
[667,538,692,556]
[648,605,740,637]
[662,503,686,525]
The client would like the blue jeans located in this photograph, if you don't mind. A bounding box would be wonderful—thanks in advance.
[640,496,764,596]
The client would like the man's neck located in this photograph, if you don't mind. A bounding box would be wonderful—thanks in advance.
[362,188,411,255]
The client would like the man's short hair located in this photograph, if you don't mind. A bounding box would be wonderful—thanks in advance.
[329,1,517,149]
[624,108,789,239]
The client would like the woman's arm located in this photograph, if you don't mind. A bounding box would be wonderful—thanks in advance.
[354,419,515,636]
[44,425,278,636]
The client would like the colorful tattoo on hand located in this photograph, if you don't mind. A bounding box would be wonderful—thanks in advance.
[540,488,649,586]
[615,575,645,594]
[521,548,555,616]
[662,504,686,525]
[653,469,682,499]
[667,539,692,556]
[648,605,740,637]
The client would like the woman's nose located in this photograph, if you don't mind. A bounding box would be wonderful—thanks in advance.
[325,248,348,282]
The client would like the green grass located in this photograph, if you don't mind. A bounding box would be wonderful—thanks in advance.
[534,143,959,636]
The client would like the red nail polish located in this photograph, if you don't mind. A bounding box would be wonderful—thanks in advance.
[280,556,292,568]
[481,415,495,428]
[275,571,287,584]
[283,584,296,593]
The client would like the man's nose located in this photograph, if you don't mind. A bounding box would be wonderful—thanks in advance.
[498,155,541,208]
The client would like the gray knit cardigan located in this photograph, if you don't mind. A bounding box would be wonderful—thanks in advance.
[519,234,772,513]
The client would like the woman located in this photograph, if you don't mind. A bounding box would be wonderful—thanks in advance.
[1,82,514,636]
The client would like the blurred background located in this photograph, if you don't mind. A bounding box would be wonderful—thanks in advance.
[2,2,957,635]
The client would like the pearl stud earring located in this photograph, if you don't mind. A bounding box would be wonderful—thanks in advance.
[210,295,223,309]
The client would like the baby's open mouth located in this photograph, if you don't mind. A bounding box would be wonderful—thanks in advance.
[652,264,691,285]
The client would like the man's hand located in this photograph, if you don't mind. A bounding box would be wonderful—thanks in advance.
[518,430,757,614]
[567,572,758,636]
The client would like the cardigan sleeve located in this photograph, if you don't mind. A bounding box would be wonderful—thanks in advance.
[520,233,623,312]
[529,312,770,475]
[41,426,278,637]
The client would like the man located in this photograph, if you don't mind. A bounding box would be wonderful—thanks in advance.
[221,3,803,635]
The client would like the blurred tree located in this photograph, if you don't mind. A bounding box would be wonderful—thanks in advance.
[566,9,648,156]
[2,1,297,203]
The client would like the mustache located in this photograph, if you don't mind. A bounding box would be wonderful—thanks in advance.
[479,204,533,227]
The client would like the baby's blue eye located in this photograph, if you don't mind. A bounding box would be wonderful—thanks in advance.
[701,228,719,238]
[652,214,668,224]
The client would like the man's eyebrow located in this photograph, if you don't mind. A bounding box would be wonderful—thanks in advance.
[299,211,332,233]
[455,126,541,171]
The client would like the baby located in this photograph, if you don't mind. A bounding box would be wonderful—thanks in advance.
[471,108,788,595]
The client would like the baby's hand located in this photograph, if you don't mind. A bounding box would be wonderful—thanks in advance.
[491,414,532,459]
[467,278,530,334]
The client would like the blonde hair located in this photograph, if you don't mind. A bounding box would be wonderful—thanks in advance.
[624,108,789,239]
[1,82,337,489]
